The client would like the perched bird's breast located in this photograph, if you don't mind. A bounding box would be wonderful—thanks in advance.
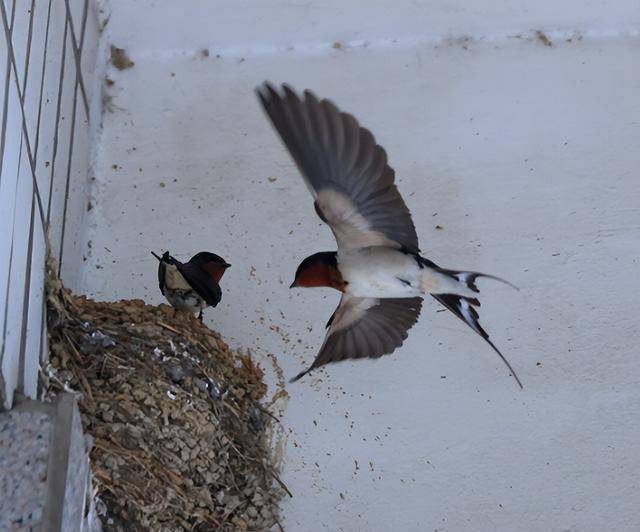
[163,264,192,292]
[161,264,206,312]
[164,289,206,313]
[338,247,424,298]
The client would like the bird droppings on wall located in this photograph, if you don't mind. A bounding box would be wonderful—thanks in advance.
[535,31,554,47]
[44,259,287,531]
[443,35,475,50]
[102,79,121,115]
[110,46,135,70]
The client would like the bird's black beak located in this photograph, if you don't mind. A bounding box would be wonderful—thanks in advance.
[223,263,231,269]
[151,251,162,261]
[289,280,298,289]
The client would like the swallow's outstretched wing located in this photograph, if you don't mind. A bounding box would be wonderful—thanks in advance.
[257,82,419,254]
[290,295,423,382]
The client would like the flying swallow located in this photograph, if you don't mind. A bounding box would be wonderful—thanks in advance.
[151,251,230,320]
[257,82,522,387]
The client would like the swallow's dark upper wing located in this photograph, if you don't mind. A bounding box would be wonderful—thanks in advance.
[290,295,423,381]
[178,262,222,307]
[257,82,420,254]
[157,261,166,294]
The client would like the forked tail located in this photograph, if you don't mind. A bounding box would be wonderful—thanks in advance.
[438,269,519,293]
[417,256,521,387]
[431,292,523,388]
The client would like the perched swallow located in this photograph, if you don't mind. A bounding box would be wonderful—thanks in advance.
[257,82,522,387]
[151,251,230,320]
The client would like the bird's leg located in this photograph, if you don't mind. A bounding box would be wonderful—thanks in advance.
[197,310,203,322]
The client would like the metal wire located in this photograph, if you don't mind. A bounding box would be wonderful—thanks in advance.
[0,0,92,408]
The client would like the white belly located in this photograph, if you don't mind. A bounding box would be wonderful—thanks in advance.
[338,248,431,298]
[164,289,206,313]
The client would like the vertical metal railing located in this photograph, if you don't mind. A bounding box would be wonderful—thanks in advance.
[0,0,97,410]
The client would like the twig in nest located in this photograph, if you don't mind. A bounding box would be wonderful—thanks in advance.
[222,398,243,418]
[194,359,216,383]
[220,497,248,525]
[73,366,95,405]
[269,470,293,498]
[157,321,181,334]
[256,404,280,423]
[63,331,84,363]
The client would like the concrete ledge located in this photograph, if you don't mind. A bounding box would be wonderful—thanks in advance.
[0,399,52,529]
[0,394,99,532]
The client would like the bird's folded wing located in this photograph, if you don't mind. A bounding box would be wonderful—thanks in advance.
[157,261,166,294]
[257,82,420,253]
[290,295,423,381]
[178,263,222,307]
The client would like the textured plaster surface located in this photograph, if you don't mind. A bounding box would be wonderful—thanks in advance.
[82,3,640,530]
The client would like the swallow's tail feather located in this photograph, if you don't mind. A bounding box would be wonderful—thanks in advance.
[431,293,523,389]
[414,256,518,294]
[438,268,519,293]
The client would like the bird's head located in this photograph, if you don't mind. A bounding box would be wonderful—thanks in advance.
[290,251,344,290]
[188,252,231,283]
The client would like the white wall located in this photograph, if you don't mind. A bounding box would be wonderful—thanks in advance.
[86,1,640,530]
[103,0,640,54]
[0,0,99,410]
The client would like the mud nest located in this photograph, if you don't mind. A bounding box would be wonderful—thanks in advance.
[44,260,286,531]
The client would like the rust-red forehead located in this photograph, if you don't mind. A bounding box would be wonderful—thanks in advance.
[297,262,345,290]
[202,261,228,283]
